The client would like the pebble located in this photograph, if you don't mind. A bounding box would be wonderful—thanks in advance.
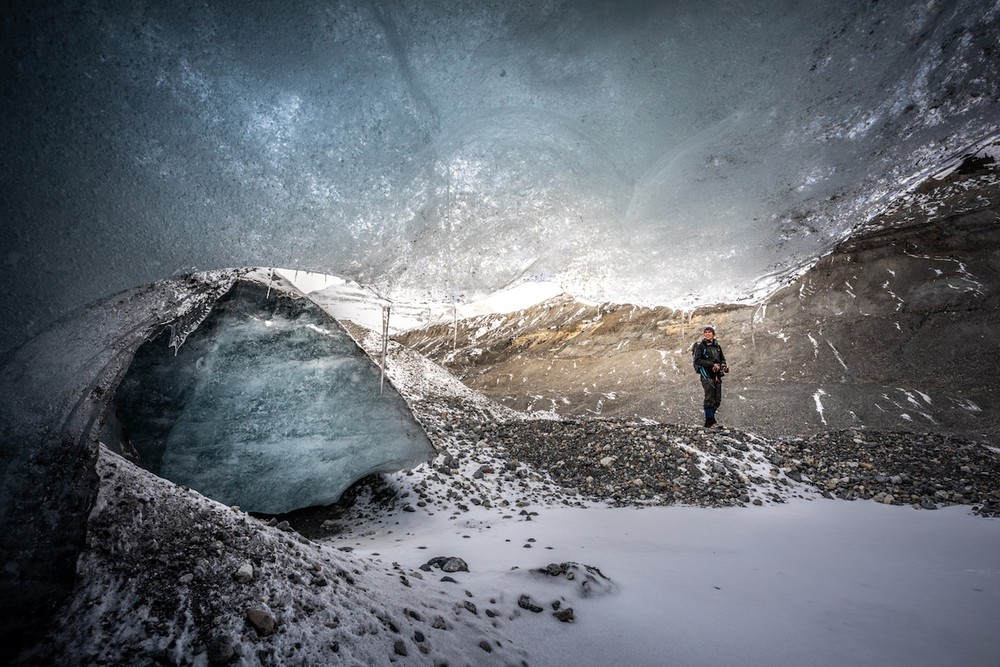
[553,608,575,623]
[206,635,235,665]
[233,563,254,583]
[246,608,275,637]
[517,595,543,613]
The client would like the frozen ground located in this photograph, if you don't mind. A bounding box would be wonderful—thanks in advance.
[342,492,1000,667]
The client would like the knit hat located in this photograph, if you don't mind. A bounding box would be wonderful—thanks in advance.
[703,325,716,333]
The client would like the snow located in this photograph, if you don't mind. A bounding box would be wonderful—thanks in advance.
[292,271,564,334]
[70,390,1000,667]
[273,269,341,294]
[343,497,1000,667]
[813,389,828,426]
[80,431,1000,666]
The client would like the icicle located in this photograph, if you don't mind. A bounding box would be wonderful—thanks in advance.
[266,267,274,299]
[380,304,391,396]
[168,301,214,355]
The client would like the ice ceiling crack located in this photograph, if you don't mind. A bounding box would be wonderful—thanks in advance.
[113,279,434,514]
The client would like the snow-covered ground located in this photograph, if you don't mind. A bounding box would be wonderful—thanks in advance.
[331,317,1000,667]
[342,494,1000,667]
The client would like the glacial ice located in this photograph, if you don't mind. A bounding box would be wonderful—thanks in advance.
[3,0,999,352]
[115,281,434,514]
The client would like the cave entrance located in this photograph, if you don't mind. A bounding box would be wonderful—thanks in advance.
[111,278,434,514]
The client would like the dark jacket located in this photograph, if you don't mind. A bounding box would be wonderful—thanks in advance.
[692,338,726,381]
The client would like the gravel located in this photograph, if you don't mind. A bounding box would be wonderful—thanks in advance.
[407,396,1000,517]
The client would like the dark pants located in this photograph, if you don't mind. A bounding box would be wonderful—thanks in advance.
[701,376,722,410]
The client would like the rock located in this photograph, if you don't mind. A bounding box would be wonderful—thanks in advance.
[518,595,543,613]
[246,608,275,636]
[206,635,236,665]
[442,557,469,573]
[553,608,575,623]
[479,640,494,653]
[233,563,254,583]
[403,401,1000,518]
[393,639,408,657]
[422,556,469,573]
[543,563,564,576]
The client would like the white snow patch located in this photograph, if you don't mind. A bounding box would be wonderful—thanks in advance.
[952,397,983,413]
[807,333,819,357]
[303,272,564,334]
[826,340,849,372]
[274,268,342,294]
[813,389,828,425]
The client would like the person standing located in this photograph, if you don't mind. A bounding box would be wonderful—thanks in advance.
[692,325,729,428]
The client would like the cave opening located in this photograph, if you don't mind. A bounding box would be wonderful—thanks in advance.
[109,278,435,514]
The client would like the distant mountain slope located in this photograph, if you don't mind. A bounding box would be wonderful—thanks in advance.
[398,165,1000,438]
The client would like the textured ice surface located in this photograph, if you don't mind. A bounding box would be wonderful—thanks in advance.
[3,1,999,351]
[115,281,434,513]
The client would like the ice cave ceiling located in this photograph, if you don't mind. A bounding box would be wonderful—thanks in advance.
[2,0,999,354]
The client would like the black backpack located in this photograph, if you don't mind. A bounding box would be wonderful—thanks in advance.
[691,340,703,374]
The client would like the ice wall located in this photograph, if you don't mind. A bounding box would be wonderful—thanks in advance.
[3,0,999,352]
[0,270,242,654]
[115,281,434,514]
